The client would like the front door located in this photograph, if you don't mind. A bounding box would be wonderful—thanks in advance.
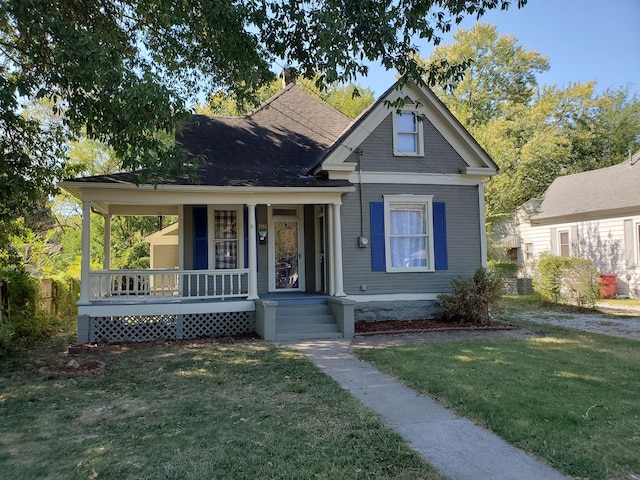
[269,207,304,292]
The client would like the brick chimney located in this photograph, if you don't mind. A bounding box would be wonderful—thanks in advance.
[281,67,296,88]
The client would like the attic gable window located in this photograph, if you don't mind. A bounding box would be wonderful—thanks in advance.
[393,111,423,156]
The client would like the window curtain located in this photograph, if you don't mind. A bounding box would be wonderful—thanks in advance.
[214,210,237,269]
[389,208,426,267]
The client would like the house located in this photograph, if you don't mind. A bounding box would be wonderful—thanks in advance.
[59,76,498,344]
[145,222,179,270]
[513,154,640,298]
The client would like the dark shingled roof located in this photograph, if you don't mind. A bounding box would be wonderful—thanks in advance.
[68,84,354,188]
[532,155,640,221]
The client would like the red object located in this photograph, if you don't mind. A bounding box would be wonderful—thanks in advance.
[598,274,617,298]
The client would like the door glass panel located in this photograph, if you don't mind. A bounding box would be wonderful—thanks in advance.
[274,220,299,289]
[214,210,237,269]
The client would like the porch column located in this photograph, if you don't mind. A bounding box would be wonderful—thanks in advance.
[327,203,336,296]
[79,200,91,304]
[331,202,346,297]
[178,205,184,270]
[247,203,258,300]
[103,214,111,270]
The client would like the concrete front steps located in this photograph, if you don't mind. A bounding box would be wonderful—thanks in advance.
[275,303,342,342]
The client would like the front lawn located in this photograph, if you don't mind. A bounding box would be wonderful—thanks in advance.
[0,339,443,480]
[355,320,640,480]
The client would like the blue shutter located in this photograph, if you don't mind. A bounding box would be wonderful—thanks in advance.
[370,202,385,272]
[192,206,208,270]
[433,202,448,270]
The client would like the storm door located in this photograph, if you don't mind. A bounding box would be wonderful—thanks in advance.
[269,207,304,292]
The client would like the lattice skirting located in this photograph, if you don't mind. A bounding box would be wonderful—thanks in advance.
[89,311,256,343]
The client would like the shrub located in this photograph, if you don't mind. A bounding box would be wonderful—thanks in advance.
[51,275,80,318]
[438,267,503,325]
[533,253,600,307]
[533,253,570,303]
[488,261,519,278]
[0,267,77,353]
[0,265,41,351]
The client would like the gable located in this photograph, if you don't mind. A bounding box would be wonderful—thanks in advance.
[347,112,470,174]
[316,80,498,180]
[145,222,179,245]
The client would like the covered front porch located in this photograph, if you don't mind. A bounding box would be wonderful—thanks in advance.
[64,183,356,343]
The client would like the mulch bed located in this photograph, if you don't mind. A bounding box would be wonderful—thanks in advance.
[67,333,260,355]
[38,360,106,378]
[355,318,516,335]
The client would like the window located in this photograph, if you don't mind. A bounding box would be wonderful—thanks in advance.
[393,111,423,156]
[524,243,534,262]
[384,195,434,272]
[559,230,570,257]
[214,209,238,269]
[637,223,640,263]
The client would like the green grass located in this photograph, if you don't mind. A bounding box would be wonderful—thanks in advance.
[355,319,640,480]
[0,338,444,480]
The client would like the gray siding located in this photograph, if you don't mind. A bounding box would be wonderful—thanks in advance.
[355,113,468,174]
[340,183,481,294]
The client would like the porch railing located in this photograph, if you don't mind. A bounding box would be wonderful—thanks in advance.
[89,269,249,301]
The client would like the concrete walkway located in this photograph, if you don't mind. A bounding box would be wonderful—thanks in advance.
[288,339,569,480]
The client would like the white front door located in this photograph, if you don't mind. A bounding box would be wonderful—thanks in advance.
[269,206,304,292]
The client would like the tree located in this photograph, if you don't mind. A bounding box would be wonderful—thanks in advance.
[422,24,640,229]
[1,0,526,224]
[424,23,549,127]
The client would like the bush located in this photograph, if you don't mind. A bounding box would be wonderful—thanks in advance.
[0,267,77,353]
[438,267,503,325]
[51,275,80,318]
[0,265,42,351]
[533,253,600,307]
[488,261,519,278]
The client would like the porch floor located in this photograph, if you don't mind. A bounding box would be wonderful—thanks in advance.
[89,292,330,306]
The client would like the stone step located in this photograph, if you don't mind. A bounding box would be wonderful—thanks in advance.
[277,314,336,326]
[276,304,332,317]
[276,331,343,342]
[277,322,340,334]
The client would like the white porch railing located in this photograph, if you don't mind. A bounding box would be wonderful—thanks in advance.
[89,269,249,301]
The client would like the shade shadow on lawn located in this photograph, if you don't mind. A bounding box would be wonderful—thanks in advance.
[0,340,444,480]
[355,325,640,480]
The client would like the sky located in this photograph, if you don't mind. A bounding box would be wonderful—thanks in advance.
[358,0,640,98]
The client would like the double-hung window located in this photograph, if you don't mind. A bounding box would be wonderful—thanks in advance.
[393,111,423,156]
[384,195,434,272]
[524,243,534,262]
[637,223,640,264]
[558,230,570,257]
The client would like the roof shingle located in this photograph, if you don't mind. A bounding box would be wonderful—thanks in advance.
[69,84,353,188]
[532,157,640,221]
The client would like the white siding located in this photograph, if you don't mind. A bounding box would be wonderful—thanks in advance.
[517,213,640,297]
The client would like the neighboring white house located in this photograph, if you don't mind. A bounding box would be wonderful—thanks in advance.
[514,154,640,298]
[145,222,179,270]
